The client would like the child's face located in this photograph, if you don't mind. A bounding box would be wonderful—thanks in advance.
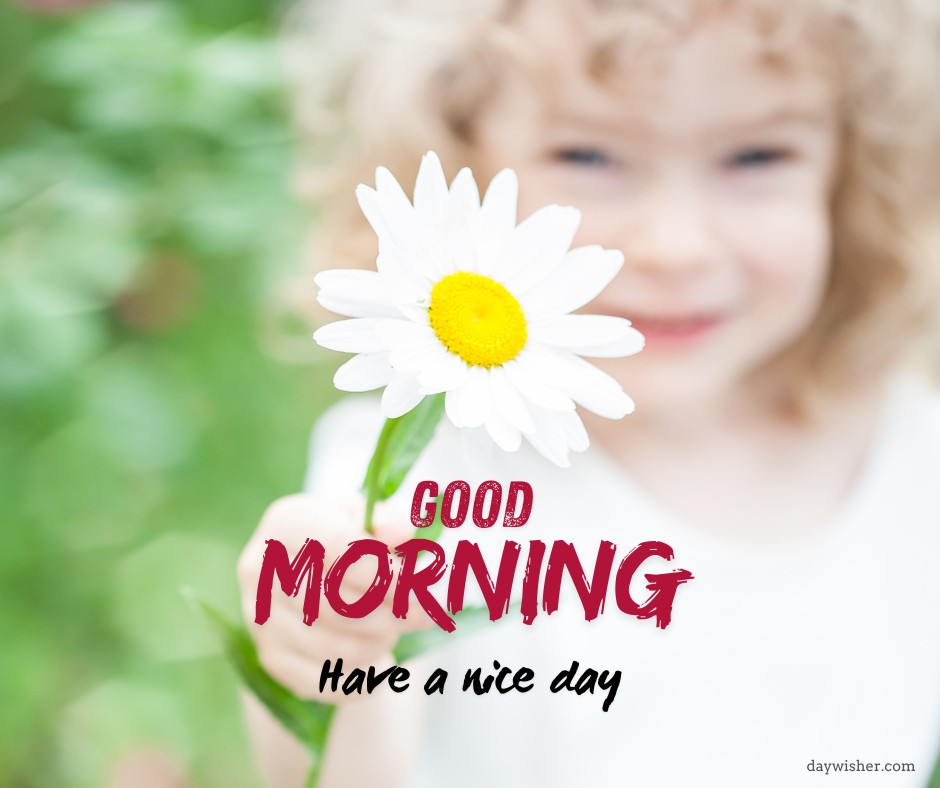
[474,2,839,417]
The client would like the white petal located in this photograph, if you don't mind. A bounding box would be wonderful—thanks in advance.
[522,404,573,468]
[561,354,636,418]
[521,343,614,390]
[480,168,518,236]
[523,435,568,467]
[518,246,624,320]
[529,315,645,357]
[355,184,394,240]
[500,205,580,292]
[375,251,430,305]
[445,388,464,428]
[505,354,576,412]
[380,374,424,418]
[454,366,492,428]
[357,186,437,285]
[448,217,481,274]
[424,233,458,280]
[333,352,394,392]
[417,352,468,393]
[489,365,535,434]
[402,153,459,279]
[413,151,449,224]
[377,320,436,349]
[465,215,509,279]
[523,345,635,419]
[567,381,635,419]
[560,409,591,452]
[448,167,481,222]
[460,426,494,473]
[375,165,411,205]
[524,405,590,467]
[485,409,522,452]
[396,303,432,324]
[315,269,402,318]
[358,183,427,264]
[313,318,387,353]
[389,337,448,375]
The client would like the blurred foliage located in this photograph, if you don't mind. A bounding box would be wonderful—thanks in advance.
[0,0,338,784]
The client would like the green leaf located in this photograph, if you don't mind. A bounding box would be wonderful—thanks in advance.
[366,393,445,500]
[362,393,445,530]
[191,590,495,787]
[186,592,334,757]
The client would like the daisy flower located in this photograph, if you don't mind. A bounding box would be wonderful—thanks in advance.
[313,151,643,467]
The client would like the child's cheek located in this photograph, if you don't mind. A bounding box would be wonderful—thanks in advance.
[736,201,832,294]
[568,204,626,251]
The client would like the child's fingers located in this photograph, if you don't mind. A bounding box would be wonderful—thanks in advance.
[282,592,437,639]
[255,643,322,699]
[259,642,402,702]
[239,494,378,591]
[266,608,398,664]
[266,596,403,641]
[243,541,435,633]
[327,500,416,592]
[258,586,436,655]
[253,611,398,692]
[370,501,416,546]
[246,493,388,551]
[240,493,440,647]
[371,506,446,633]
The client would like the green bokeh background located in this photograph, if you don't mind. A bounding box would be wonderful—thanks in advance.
[0,1,338,784]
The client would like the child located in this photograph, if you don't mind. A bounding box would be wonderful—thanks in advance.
[237,0,940,785]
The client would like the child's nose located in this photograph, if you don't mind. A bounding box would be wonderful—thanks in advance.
[622,174,721,277]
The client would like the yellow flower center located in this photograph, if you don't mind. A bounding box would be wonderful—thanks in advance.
[428,272,527,367]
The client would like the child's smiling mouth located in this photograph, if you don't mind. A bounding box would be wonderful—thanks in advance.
[616,313,726,349]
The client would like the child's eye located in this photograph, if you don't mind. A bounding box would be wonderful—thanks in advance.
[553,147,616,168]
[726,147,792,168]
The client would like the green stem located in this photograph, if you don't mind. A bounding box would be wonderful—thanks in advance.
[362,416,398,534]
[304,751,325,788]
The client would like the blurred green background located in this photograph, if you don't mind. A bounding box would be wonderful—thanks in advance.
[0,0,336,784]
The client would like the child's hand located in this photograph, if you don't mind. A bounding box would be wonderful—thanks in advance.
[237,494,427,703]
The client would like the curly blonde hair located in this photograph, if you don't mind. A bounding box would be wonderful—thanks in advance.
[282,0,940,413]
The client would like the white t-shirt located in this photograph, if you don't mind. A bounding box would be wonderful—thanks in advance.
[305,383,940,788]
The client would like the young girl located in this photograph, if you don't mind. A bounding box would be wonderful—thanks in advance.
[237,0,940,785]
